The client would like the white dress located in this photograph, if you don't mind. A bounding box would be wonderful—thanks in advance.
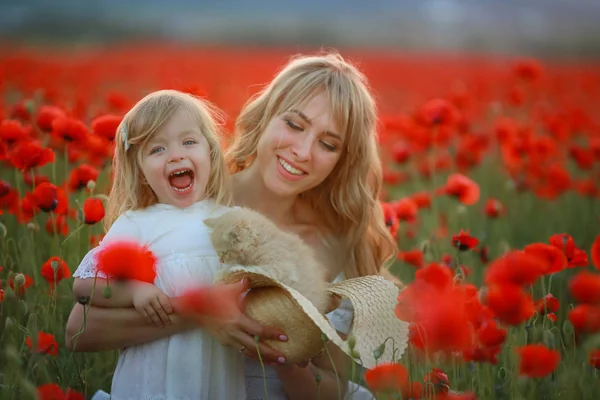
[73,200,246,400]
[244,274,375,400]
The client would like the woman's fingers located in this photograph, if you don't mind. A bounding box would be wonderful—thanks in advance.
[236,314,287,342]
[230,330,286,364]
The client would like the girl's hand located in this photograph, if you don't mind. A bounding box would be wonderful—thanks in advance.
[131,282,173,327]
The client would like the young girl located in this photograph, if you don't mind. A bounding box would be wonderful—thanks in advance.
[72,90,261,400]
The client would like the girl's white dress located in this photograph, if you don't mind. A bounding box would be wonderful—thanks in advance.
[73,200,245,400]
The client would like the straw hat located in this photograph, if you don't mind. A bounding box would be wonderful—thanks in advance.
[216,265,410,369]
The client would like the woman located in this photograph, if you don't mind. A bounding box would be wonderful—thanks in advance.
[66,52,398,400]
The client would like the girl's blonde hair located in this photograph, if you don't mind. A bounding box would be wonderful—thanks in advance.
[226,52,397,278]
[105,89,231,230]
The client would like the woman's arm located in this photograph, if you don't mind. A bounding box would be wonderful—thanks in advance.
[65,303,192,352]
[65,302,290,365]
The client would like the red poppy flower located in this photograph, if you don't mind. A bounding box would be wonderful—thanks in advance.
[51,116,88,143]
[549,233,589,268]
[391,142,411,164]
[534,293,560,314]
[96,240,157,283]
[381,202,400,239]
[36,105,67,132]
[364,362,410,394]
[592,234,600,270]
[512,58,543,82]
[547,313,557,322]
[397,249,424,268]
[45,214,69,236]
[410,191,431,209]
[590,350,600,369]
[567,304,600,334]
[41,256,71,287]
[484,284,535,326]
[7,140,55,170]
[568,271,600,305]
[9,273,34,295]
[0,119,30,145]
[477,319,507,348]
[452,230,479,251]
[30,182,59,212]
[393,198,418,222]
[418,98,461,127]
[68,164,100,191]
[83,198,105,225]
[91,114,122,141]
[424,368,450,394]
[25,331,59,356]
[484,198,506,219]
[523,243,568,274]
[516,344,560,378]
[436,173,480,205]
[484,250,546,286]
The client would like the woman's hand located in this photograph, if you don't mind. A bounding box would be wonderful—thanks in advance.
[172,280,290,365]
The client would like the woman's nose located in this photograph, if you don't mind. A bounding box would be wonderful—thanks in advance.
[291,136,312,161]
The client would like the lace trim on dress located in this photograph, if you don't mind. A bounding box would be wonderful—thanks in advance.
[72,247,107,279]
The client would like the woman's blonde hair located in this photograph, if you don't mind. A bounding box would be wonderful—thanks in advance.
[226,52,397,278]
[105,89,231,230]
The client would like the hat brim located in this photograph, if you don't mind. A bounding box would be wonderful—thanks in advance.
[216,265,410,369]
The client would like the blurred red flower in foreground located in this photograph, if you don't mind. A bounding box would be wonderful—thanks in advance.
[175,280,247,319]
[592,234,600,270]
[37,383,84,400]
[364,362,410,395]
[96,240,157,283]
[517,344,560,378]
[396,264,475,354]
[569,271,600,304]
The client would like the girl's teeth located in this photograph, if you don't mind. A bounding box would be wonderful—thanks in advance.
[278,157,303,175]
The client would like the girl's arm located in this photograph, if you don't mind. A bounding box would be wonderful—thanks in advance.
[73,277,135,308]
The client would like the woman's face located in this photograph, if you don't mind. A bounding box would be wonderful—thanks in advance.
[254,91,345,198]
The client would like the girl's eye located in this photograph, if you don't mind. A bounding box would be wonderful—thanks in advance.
[183,140,197,145]
[320,141,337,152]
[150,146,164,155]
[285,119,303,131]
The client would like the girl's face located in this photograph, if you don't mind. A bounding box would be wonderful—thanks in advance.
[138,109,211,208]
[254,91,344,199]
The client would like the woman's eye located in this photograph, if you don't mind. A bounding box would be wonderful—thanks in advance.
[285,119,303,131]
[320,141,337,152]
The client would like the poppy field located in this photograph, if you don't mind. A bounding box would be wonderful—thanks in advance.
[0,43,599,399]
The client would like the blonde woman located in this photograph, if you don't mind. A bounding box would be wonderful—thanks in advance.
[67,53,399,400]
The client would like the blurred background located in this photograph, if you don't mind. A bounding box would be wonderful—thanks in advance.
[2,0,600,58]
